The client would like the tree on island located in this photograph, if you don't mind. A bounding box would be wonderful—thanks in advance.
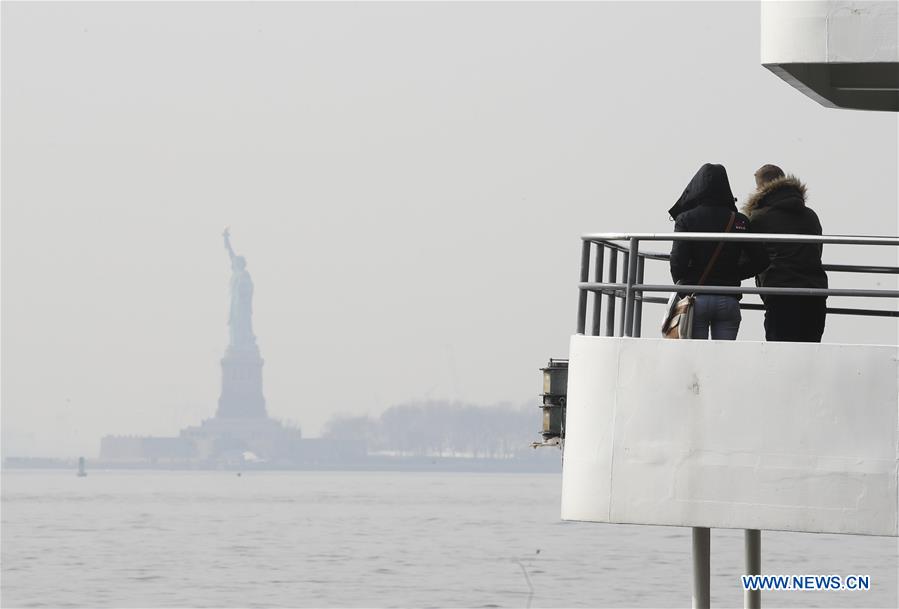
[323,400,539,459]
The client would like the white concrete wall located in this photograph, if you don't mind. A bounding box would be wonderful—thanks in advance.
[760,1,898,110]
[761,1,898,64]
[561,336,899,536]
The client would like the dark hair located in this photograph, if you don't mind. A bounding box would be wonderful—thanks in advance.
[754,164,785,187]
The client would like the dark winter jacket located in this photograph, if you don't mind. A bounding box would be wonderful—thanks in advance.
[669,164,770,291]
[743,176,828,290]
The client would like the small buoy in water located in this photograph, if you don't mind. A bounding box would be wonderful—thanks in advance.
[236,472,242,477]
[77,457,87,477]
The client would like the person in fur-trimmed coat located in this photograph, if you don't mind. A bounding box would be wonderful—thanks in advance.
[743,164,828,342]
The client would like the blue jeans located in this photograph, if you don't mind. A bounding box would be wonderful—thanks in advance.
[690,294,741,340]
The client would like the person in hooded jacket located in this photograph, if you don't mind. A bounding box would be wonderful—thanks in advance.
[743,164,828,342]
[669,164,769,340]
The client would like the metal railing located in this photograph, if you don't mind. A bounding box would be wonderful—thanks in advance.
[575,232,899,337]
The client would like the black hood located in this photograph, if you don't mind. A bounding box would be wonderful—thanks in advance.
[668,163,737,219]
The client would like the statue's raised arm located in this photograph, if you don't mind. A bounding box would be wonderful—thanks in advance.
[223,227,236,264]
[221,228,255,349]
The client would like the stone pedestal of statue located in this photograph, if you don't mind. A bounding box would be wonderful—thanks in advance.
[216,344,267,419]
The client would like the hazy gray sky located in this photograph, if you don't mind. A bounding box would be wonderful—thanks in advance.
[2,1,896,457]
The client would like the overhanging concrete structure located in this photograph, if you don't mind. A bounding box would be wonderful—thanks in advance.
[561,336,899,536]
[761,1,899,111]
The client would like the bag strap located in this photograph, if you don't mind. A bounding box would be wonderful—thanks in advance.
[696,212,736,287]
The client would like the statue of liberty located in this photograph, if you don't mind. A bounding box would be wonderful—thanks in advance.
[223,228,256,349]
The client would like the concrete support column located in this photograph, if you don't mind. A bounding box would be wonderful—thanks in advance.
[744,529,761,609]
[692,527,710,609]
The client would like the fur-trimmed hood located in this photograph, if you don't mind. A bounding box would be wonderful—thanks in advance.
[743,175,807,215]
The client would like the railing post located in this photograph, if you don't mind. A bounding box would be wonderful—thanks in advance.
[576,240,591,334]
[605,248,618,336]
[618,250,629,337]
[623,239,640,337]
[591,244,604,336]
[633,256,645,337]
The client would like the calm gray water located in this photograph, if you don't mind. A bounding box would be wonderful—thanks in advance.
[2,470,896,608]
